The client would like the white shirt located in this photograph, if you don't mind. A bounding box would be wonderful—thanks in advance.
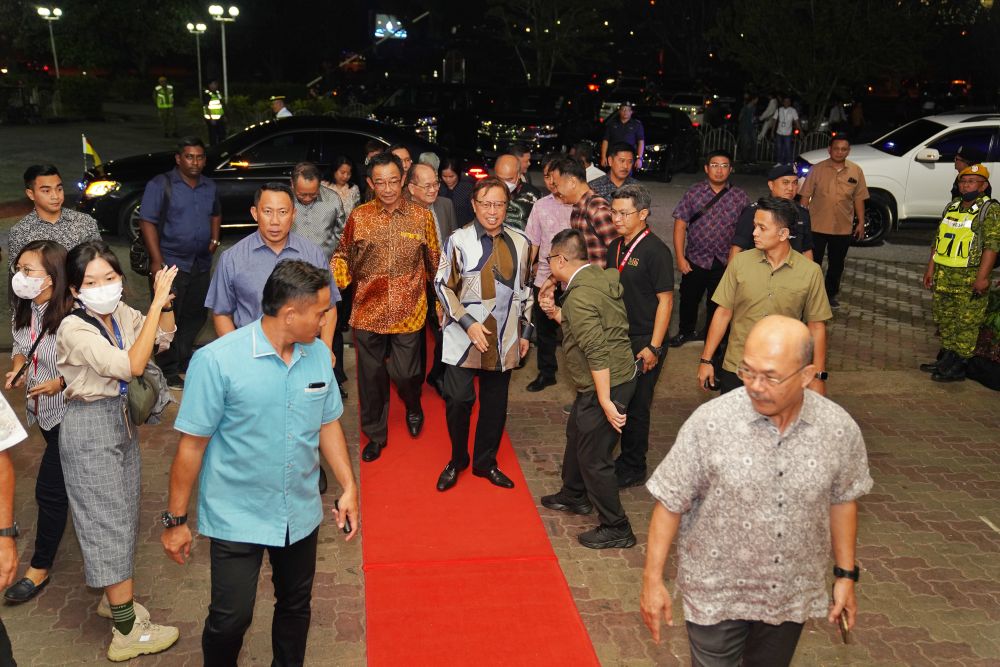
[774,107,799,136]
[585,164,605,182]
[276,107,293,119]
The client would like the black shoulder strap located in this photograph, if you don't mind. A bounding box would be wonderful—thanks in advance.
[688,186,730,225]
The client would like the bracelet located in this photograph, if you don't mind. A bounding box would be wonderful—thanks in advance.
[833,565,860,581]
[699,358,714,366]
[160,306,174,313]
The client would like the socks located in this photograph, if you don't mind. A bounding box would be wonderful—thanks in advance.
[110,600,136,635]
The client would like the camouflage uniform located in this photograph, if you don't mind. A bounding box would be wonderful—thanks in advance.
[932,196,1000,357]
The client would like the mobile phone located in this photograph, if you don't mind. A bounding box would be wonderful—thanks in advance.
[333,499,352,534]
[703,377,719,391]
[838,609,850,644]
[10,362,30,387]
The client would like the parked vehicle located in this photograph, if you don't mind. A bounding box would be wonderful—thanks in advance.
[629,106,701,181]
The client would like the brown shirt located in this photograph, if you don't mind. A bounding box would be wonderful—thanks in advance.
[712,249,832,372]
[332,198,441,334]
[646,388,873,626]
[799,158,869,235]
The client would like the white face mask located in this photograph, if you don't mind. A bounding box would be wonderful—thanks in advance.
[504,179,517,192]
[77,281,123,315]
[11,272,48,300]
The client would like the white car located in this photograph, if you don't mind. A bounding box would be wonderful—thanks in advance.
[795,113,999,245]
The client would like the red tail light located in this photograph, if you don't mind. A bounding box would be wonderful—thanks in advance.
[587,83,600,92]
[691,122,700,128]
[467,167,488,180]
[725,113,732,120]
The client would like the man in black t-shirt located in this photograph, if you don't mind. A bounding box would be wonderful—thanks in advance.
[729,164,814,262]
[606,184,674,488]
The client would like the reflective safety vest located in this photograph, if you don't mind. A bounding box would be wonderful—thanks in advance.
[933,196,992,268]
[155,84,174,109]
[203,91,224,121]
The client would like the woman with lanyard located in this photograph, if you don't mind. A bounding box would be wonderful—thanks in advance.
[3,240,73,605]
[55,240,180,662]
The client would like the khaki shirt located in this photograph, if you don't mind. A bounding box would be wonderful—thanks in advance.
[799,158,869,235]
[56,302,175,401]
[712,249,832,372]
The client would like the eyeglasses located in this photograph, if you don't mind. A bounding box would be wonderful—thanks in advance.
[708,162,731,169]
[12,265,47,276]
[475,200,507,210]
[736,362,809,387]
[412,180,441,192]
[610,209,639,219]
[371,178,402,189]
[545,253,564,262]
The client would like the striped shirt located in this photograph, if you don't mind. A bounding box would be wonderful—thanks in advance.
[11,301,66,430]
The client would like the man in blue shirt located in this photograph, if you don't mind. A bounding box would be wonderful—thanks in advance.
[162,260,359,666]
[139,136,221,389]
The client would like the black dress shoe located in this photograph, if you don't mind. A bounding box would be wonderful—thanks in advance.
[541,492,593,515]
[4,576,49,603]
[616,469,647,489]
[361,441,386,462]
[406,410,424,438]
[668,331,698,348]
[526,374,557,392]
[473,466,514,489]
[578,524,637,549]
[436,462,468,492]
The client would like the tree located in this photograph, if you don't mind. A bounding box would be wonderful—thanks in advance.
[713,0,938,127]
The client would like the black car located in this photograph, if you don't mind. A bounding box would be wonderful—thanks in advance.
[77,116,486,240]
[628,106,701,181]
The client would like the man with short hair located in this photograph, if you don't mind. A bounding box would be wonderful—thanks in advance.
[799,136,868,307]
[539,229,638,550]
[600,102,644,169]
[524,153,572,392]
[509,142,533,185]
[388,144,413,175]
[11,166,101,276]
[589,142,639,200]
[729,164,814,262]
[669,149,750,347]
[549,156,618,267]
[139,136,222,389]
[163,259,359,667]
[698,197,831,395]
[153,76,176,138]
[606,184,673,488]
[921,163,1000,382]
[493,154,540,231]
[642,315,872,667]
[270,95,293,119]
[332,152,440,462]
[773,97,800,166]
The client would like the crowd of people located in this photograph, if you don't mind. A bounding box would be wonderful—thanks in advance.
[0,111,995,665]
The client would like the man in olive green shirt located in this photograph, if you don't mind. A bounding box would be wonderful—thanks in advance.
[538,229,639,550]
[698,197,832,395]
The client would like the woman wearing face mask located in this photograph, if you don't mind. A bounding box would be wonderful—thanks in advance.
[3,240,73,605]
[55,240,180,661]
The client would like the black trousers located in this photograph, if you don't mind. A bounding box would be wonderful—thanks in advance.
[425,287,446,385]
[443,366,511,471]
[30,425,68,571]
[686,619,804,667]
[0,619,15,666]
[202,529,319,667]
[616,338,663,476]
[532,285,561,379]
[679,258,726,335]
[206,120,227,146]
[716,367,742,395]
[332,286,353,385]
[353,328,423,444]
[561,377,637,528]
[812,232,853,299]
[154,266,210,379]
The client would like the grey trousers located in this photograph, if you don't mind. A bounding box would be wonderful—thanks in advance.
[686,619,804,667]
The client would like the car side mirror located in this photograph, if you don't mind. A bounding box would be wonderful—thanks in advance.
[915,148,941,163]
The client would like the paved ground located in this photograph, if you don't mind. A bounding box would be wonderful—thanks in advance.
[0,251,997,666]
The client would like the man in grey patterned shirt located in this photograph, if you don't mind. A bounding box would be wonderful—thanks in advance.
[641,315,872,667]
[290,162,347,260]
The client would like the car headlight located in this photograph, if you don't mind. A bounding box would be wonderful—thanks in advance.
[83,180,120,198]
[416,116,437,126]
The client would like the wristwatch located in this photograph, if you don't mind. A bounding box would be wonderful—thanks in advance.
[699,358,714,366]
[0,523,18,538]
[209,239,221,248]
[833,564,860,581]
[815,371,829,381]
[160,511,188,529]
[646,344,663,356]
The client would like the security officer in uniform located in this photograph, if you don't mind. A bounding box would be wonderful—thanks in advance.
[154,76,176,137]
[950,146,992,199]
[600,102,645,169]
[921,163,1000,382]
[729,164,814,261]
[203,80,226,146]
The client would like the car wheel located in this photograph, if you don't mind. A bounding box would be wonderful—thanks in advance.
[118,195,142,242]
[854,191,895,247]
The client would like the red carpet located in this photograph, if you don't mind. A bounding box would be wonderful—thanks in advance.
[361,368,599,665]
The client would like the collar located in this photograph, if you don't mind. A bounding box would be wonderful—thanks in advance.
[473,219,505,239]
[250,318,305,362]
[250,230,299,253]
[170,167,207,189]
[374,198,411,217]
[30,208,64,225]
[742,387,817,430]
[565,263,589,288]
[755,246,795,269]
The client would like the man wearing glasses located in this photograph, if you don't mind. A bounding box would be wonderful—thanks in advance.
[669,150,750,348]
[642,315,871,667]
[697,197,831,395]
[332,152,441,462]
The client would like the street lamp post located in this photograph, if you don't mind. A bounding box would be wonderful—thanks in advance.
[187,22,207,102]
[37,6,62,79]
[208,5,239,103]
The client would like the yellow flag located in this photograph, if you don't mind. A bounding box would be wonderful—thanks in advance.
[82,134,102,168]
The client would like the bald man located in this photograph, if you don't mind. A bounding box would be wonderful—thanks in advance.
[493,154,540,231]
[642,315,872,667]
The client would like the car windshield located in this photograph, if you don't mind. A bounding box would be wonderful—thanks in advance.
[870,118,947,157]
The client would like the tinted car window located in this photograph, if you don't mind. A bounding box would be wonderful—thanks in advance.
[320,131,386,172]
[242,132,318,165]
[928,128,995,162]
[871,118,946,156]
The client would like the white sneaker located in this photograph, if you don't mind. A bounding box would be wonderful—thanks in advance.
[96,596,150,622]
[106,617,179,662]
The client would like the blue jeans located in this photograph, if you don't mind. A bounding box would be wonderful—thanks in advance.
[775,134,794,164]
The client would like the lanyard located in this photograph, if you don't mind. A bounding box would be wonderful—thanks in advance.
[109,318,128,396]
[616,228,650,272]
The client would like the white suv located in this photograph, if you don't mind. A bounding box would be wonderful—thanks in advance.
[795,113,999,245]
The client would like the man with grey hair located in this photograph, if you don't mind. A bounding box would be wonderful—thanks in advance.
[605,183,674,488]
[641,315,872,667]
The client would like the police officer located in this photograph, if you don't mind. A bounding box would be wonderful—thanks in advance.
[921,164,1000,382]
[600,102,645,169]
[270,95,293,119]
[154,76,176,138]
[203,80,226,146]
